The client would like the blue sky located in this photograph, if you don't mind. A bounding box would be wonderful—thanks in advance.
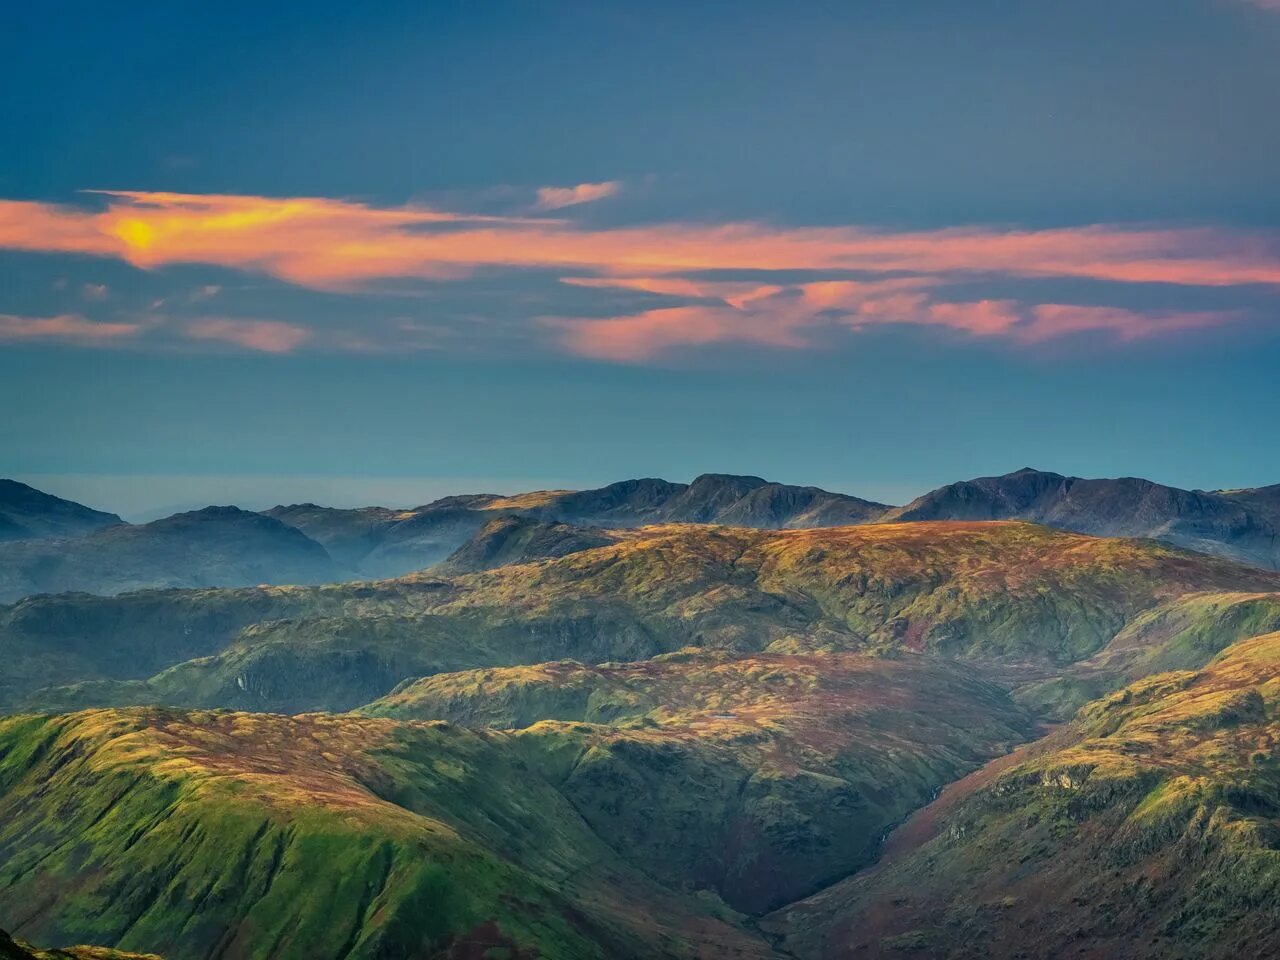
[3,1,1279,516]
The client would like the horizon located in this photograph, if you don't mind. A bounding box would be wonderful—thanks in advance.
[10,462,1274,524]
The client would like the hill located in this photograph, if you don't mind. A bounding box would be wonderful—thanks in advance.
[0,643,1033,956]
[0,708,771,959]
[0,480,121,543]
[767,629,1280,959]
[0,507,343,604]
[884,468,1280,569]
[12,522,1280,715]
[433,514,620,575]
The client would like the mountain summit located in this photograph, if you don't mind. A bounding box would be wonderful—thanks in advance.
[0,479,121,543]
[884,468,1280,568]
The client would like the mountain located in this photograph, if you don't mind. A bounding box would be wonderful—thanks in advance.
[0,506,342,603]
[884,468,1280,569]
[0,480,121,543]
[767,628,1280,959]
[433,514,619,575]
[0,709,774,960]
[264,474,891,579]
[13,521,1280,715]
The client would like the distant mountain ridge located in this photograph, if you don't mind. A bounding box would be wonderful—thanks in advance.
[2,467,1279,604]
[0,479,121,543]
[0,505,341,603]
[264,473,891,578]
[884,467,1280,569]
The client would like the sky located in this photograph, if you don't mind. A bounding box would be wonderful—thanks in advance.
[3,0,1280,518]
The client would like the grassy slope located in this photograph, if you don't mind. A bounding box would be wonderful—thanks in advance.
[1015,591,1280,719]
[362,650,1035,912]
[768,630,1280,959]
[17,522,1280,715]
[0,709,772,960]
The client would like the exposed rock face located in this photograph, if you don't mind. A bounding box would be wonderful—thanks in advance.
[885,467,1280,568]
[0,479,121,543]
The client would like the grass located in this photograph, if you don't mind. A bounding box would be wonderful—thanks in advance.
[769,630,1280,959]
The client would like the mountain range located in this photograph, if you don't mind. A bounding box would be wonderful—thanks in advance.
[1,467,1277,604]
[4,469,1280,957]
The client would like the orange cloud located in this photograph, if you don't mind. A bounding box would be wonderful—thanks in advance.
[533,181,621,211]
[0,189,1274,360]
[0,313,139,343]
[1,191,1277,292]
[186,318,312,353]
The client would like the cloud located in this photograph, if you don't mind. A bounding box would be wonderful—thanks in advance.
[186,318,312,353]
[0,313,139,344]
[3,190,1277,293]
[0,188,1275,360]
[81,283,109,301]
[547,277,1240,361]
[533,181,621,211]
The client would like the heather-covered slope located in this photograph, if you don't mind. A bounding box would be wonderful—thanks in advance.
[0,709,772,960]
[768,630,1280,960]
[884,468,1280,569]
[0,480,121,543]
[0,507,342,604]
[15,522,1280,714]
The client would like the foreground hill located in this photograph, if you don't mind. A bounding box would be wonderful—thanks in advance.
[768,629,1280,959]
[885,468,1280,569]
[13,522,1280,715]
[0,646,1032,957]
[0,709,772,960]
[0,929,158,960]
[0,507,343,604]
[0,480,121,543]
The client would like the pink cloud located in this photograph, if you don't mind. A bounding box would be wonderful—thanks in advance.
[548,276,1241,362]
[0,313,139,343]
[0,191,1277,292]
[1016,304,1235,343]
[186,318,312,353]
[551,304,809,362]
[533,181,621,211]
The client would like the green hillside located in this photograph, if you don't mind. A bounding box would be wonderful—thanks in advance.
[769,629,1280,959]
